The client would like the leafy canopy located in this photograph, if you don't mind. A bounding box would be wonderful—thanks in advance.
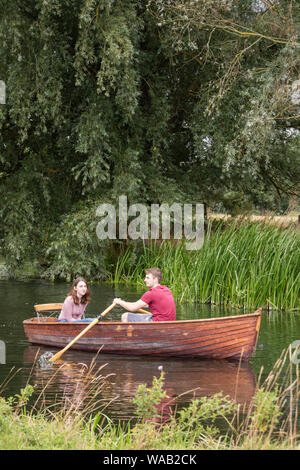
[0,0,299,277]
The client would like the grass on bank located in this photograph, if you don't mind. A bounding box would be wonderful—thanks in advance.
[0,346,299,450]
[110,220,300,311]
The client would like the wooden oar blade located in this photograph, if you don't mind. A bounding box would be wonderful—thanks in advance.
[49,350,67,363]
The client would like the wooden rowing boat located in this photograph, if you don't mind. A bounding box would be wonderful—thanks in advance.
[23,306,261,361]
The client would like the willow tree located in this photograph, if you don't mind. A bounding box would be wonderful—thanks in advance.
[147,0,300,210]
[0,0,299,278]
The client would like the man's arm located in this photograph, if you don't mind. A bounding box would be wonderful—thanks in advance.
[113,298,148,312]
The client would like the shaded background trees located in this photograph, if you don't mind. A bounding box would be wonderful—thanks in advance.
[0,0,299,278]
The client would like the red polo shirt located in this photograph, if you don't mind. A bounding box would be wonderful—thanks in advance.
[140,285,176,322]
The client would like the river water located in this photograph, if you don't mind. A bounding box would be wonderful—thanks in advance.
[0,279,299,423]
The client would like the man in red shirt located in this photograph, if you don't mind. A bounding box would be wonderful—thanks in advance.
[113,268,176,322]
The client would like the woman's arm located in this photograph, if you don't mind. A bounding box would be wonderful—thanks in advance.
[59,297,75,321]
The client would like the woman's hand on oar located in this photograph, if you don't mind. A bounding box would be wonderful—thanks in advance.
[49,302,116,363]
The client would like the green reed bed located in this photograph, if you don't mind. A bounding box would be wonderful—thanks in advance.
[111,221,300,311]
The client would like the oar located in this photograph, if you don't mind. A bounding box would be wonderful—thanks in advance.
[138,308,151,315]
[49,302,116,363]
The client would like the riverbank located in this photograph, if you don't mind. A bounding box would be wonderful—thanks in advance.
[0,347,299,450]
[209,213,300,228]
[1,219,299,311]
[110,220,300,311]
[0,260,41,280]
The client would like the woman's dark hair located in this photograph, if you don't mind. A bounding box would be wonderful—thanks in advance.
[67,277,90,305]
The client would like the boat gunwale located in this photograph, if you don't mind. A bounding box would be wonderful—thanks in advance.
[23,310,261,326]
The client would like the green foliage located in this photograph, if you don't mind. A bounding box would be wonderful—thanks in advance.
[0,355,297,450]
[43,199,111,281]
[110,220,300,310]
[0,384,34,433]
[14,385,35,408]
[148,0,300,209]
[173,393,235,444]
[0,0,299,274]
[250,388,282,433]
[132,371,168,421]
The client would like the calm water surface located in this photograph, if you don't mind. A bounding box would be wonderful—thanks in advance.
[0,280,299,422]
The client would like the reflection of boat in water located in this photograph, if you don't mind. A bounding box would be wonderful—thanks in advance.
[23,309,261,361]
[23,346,257,420]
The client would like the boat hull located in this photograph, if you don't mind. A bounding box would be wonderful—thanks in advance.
[23,310,261,361]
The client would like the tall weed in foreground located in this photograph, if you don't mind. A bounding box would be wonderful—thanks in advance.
[0,354,117,450]
[110,220,300,310]
[231,345,300,449]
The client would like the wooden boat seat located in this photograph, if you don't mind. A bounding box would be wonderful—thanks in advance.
[34,303,63,321]
[34,303,63,312]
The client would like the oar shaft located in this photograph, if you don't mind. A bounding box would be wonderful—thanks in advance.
[56,318,98,355]
[98,302,117,319]
[138,308,151,315]
[49,302,116,362]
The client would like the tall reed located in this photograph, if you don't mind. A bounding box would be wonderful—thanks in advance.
[110,220,300,310]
